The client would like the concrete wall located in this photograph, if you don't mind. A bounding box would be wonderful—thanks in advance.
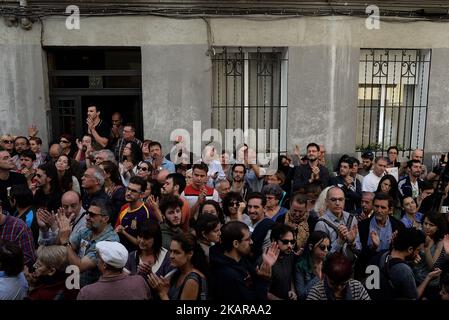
[0,25,49,149]
[141,44,212,152]
[1,15,449,158]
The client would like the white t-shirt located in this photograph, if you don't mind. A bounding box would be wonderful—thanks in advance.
[362,171,384,192]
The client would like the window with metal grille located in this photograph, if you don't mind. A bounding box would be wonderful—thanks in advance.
[211,47,288,159]
[357,49,431,156]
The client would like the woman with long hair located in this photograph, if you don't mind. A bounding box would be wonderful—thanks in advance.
[141,139,153,161]
[376,174,401,218]
[32,163,62,212]
[412,211,447,300]
[196,200,225,226]
[194,213,221,261]
[98,160,126,224]
[401,196,423,229]
[120,141,143,186]
[147,233,208,300]
[262,184,288,221]
[222,192,251,226]
[54,155,80,194]
[295,231,331,300]
[125,220,173,277]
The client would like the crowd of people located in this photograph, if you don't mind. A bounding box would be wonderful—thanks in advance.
[1,104,449,301]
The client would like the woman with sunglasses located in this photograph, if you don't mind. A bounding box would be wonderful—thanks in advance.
[222,192,251,227]
[295,231,331,300]
[0,134,15,155]
[58,134,75,159]
[136,161,151,180]
[98,161,126,224]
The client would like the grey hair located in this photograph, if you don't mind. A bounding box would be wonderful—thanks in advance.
[90,165,105,187]
[261,184,284,200]
[97,149,116,164]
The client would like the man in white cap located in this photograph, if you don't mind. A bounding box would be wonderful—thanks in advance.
[77,241,151,300]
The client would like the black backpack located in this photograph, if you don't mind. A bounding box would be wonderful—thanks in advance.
[367,253,406,301]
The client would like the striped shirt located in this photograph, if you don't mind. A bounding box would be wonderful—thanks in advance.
[0,215,36,268]
[307,279,371,300]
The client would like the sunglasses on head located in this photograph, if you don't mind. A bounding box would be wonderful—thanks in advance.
[279,239,296,245]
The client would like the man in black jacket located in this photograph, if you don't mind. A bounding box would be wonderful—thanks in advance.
[354,192,404,279]
[209,221,279,300]
[331,157,362,214]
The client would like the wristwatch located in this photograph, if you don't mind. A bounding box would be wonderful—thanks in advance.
[62,240,71,247]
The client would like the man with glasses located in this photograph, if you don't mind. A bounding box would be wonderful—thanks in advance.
[265,223,297,300]
[354,192,404,279]
[114,124,142,162]
[57,198,119,287]
[115,176,154,252]
[0,148,27,214]
[314,187,358,258]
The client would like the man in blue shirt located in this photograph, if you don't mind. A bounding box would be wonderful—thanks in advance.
[354,192,404,279]
[148,141,175,175]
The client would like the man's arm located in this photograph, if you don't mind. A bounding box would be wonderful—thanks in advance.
[90,127,109,148]
[66,245,96,273]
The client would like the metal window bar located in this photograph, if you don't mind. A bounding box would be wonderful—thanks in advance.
[357,49,431,158]
[211,47,288,160]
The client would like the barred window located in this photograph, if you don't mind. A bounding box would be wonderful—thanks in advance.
[211,47,288,157]
[357,49,431,155]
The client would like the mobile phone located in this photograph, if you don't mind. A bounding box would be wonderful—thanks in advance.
[441,206,449,214]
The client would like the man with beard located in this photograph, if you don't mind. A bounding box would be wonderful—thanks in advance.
[247,192,275,262]
[354,192,404,279]
[161,173,190,232]
[370,227,442,300]
[0,148,27,214]
[115,176,154,252]
[398,160,423,200]
[230,163,249,200]
[159,194,184,250]
[11,136,31,170]
[358,151,374,177]
[330,157,362,214]
[293,143,330,192]
[265,223,297,300]
[17,150,36,186]
[57,198,119,287]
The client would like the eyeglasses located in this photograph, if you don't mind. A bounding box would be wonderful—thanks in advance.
[279,239,296,245]
[137,166,148,172]
[126,187,142,194]
[2,140,13,144]
[318,244,331,251]
[229,201,239,207]
[60,140,69,144]
[328,197,345,203]
[86,210,104,218]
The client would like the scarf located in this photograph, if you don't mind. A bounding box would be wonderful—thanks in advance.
[285,210,309,249]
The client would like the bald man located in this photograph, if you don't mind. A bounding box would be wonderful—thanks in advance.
[399,149,429,180]
[37,190,86,246]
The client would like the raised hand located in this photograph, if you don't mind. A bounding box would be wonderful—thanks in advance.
[294,144,301,157]
[428,268,442,280]
[28,125,38,138]
[346,224,358,244]
[76,138,83,150]
[147,273,170,299]
[137,262,153,275]
[262,242,280,268]
[56,210,72,244]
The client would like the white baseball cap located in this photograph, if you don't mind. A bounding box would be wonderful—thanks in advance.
[96,241,128,269]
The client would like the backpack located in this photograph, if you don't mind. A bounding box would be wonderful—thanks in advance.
[367,253,406,300]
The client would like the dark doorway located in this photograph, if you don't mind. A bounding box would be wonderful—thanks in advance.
[47,47,142,144]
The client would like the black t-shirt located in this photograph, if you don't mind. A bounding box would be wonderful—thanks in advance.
[0,171,27,213]
[91,119,110,149]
